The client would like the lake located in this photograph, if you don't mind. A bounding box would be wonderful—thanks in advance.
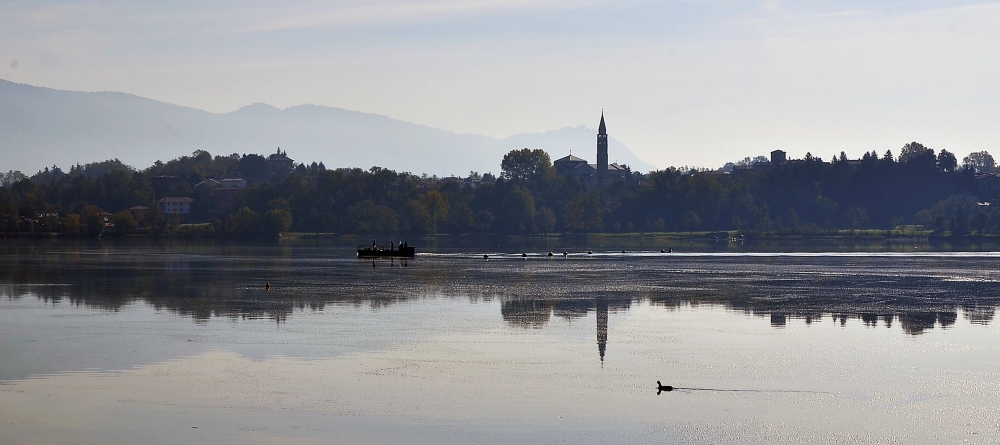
[2,238,999,444]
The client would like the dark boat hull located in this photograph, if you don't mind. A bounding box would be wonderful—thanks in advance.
[357,246,415,258]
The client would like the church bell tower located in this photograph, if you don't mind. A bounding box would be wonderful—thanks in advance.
[596,111,608,187]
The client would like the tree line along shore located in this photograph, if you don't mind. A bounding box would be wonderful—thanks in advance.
[1,143,999,239]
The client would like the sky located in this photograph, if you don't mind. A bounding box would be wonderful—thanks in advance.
[2,0,999,170]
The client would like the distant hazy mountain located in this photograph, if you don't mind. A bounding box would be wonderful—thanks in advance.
[0,79,656,176]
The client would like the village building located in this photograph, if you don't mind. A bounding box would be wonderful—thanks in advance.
[553,113,630,189]
[157,197,193,215]
[731,150,788,178]
[440,176,463,187]
[975,173,1000,201]
[218,178,247,189]
[128,205,149,220]
[268,148,295,178]
[194,178,220,191]
[213,178,247,210]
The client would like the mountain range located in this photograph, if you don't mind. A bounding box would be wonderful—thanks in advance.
[0,79,656,176]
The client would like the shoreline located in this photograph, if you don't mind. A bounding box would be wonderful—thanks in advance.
[4,230,998,244]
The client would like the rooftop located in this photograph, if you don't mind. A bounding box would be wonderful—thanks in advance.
[157,197,194,203]
[555,154,588,163]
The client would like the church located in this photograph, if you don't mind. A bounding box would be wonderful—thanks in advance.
[553,112,630,189]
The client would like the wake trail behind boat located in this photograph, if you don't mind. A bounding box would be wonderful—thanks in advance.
[672,387,834,395]
[658,381,833,395]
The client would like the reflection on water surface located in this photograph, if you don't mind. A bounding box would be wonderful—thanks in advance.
[2,239,1000,444]
[2,240,997,335]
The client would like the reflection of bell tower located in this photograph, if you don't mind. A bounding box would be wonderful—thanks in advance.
[596,112,608,187]
[596,299,608,363]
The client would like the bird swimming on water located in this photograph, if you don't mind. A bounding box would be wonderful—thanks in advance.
[265,282,271,291]
[657,381,673,394]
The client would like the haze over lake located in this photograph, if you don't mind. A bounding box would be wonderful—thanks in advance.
[2,239,999,444]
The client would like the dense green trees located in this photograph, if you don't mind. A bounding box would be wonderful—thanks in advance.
[111,211,137,234]
[0,204,17,232]
[501,149,552,184]
[963,151,996,173]
[564,194,604,233]
[1,143,999,237]
[80,205,106,236]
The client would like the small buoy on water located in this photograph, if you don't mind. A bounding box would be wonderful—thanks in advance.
[265,282,271,291]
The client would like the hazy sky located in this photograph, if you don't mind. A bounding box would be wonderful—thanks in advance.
[2,0,999,169]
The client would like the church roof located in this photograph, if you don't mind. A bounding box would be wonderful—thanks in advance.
[555,154,588,164]
[598,113,606,135]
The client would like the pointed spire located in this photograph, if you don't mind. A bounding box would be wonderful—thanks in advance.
[596,299,608,363]
[598,111,607,135]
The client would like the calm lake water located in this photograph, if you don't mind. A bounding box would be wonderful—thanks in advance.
[2,238,1000,444]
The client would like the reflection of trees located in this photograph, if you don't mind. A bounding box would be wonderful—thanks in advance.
[500,296,628,362]
[501,299,552,328]
[2,242,999,337]
[0,242,452,322]
[645,256,1000,335]
[963,304,996,325]
[897,313,949,336]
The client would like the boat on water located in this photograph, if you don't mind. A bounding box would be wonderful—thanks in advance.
[357,242,415,258]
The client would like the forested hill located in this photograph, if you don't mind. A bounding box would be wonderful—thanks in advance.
[0,79,655,176]
[0,143,997,238]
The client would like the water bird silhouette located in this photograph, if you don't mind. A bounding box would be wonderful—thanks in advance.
[657,381,673,394]
[656,381,833,396]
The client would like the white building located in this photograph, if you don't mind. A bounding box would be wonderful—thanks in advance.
[218,178,247,189]
[157,197,194,215]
